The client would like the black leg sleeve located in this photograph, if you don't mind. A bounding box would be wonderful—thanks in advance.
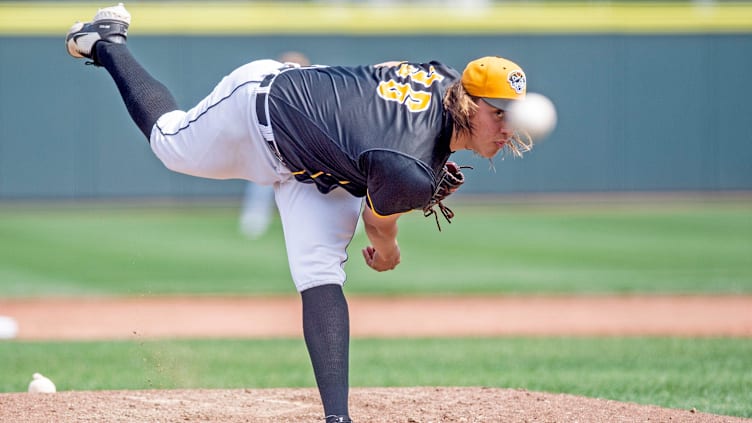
[301,284,350,418]
[95,42,179,141]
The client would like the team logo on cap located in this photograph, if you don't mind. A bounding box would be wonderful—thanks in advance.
[507,70,526,94]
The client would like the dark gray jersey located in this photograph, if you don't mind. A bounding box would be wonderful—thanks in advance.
[267,61,459,216]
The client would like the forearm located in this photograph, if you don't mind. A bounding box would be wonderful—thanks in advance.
[361,208,402,271]
[364,215,399,257]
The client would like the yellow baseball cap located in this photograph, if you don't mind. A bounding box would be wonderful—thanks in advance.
[461,56,527,110]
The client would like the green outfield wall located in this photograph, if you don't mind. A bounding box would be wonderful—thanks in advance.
[1,2,751,198]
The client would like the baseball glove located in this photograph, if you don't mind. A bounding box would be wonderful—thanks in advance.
[423,161,472,231]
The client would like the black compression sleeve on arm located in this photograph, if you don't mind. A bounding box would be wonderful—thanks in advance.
[95,42,179,141]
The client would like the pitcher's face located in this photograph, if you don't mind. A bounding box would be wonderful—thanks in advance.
[466,100,513,159]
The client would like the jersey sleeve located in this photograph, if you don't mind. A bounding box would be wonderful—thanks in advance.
[361,150,436,216]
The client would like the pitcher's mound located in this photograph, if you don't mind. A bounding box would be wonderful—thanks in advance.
[2,387,746,422]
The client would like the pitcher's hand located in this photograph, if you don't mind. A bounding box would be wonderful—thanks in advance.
[362,245,401,272]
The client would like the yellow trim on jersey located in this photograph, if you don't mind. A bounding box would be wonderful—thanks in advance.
[290,169,352,186]
[366,190,412,218]
[365,191,388,218]
[3,2,752,35]
[365,190,408,219]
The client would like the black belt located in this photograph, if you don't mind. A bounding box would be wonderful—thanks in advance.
[255,71,285,163]
[255,73,275,127]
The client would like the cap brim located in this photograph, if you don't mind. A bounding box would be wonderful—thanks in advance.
[482,97,515,111]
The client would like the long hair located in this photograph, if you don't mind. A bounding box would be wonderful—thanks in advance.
[443,81,476,140]
[443,81,533,158]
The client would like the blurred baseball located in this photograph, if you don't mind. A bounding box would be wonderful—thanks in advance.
[28,373,56,393]
[508,92,557,141]
[0,316,18,339]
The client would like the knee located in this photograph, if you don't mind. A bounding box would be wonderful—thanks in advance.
[148,111,201,174]
[295,279,345,293]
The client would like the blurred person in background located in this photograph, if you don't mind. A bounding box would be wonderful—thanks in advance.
[66,4,532,422]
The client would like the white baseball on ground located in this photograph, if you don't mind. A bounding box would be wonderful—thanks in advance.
[28,373,57,393]
[508,92,558,141]
[0,315,18,339]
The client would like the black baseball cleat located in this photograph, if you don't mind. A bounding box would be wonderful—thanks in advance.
[66,3,130,63]
[325,415,353,423]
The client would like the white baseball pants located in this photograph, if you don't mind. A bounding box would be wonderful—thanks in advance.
[149,59,363,292]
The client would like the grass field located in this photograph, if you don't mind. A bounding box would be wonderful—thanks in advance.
[2,338,751,417]
[0,196,750,296]
[1,196,751,418]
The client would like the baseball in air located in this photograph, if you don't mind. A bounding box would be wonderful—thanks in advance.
[28,373,57,393]
[508,92,557,141]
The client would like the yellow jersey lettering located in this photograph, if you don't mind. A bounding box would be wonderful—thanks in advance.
[396,63,418,78]
[377,81,431,112]
[377,80,408,104]
[411,65,444,87]
[394,64,444,87]
[404,91,431,112]
[378,64,445,112]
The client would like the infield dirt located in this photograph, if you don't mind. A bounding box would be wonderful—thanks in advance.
[1,295,751,422]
